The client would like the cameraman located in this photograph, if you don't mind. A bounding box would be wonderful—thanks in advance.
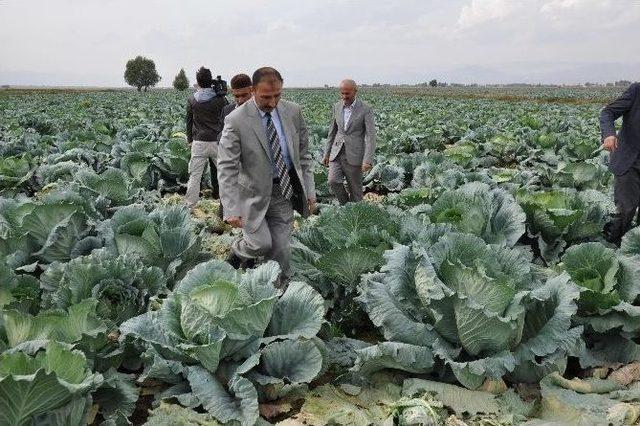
[185,67,228,207]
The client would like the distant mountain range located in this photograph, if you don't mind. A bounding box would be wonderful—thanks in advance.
[1,62,638,87]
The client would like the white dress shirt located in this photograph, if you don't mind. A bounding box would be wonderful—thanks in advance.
[343,99,356,130]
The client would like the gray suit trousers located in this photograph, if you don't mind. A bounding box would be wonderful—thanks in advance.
[232,183,294,277]
[186,140,218,206]
[328,148,363,204]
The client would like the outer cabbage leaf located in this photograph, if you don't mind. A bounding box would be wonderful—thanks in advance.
[0,341,102,426]
[1,298,107,350]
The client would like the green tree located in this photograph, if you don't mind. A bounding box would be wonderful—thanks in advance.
[173,68,189,91]
[429,79,438,87]
[124,56,161,92]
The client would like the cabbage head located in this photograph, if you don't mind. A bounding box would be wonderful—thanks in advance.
[427,182,525,247]
[100,204,203,279]
[0,190,98,268]
[120,260,325,425]
[357,233,582,389]
[292,202,409,333]
[517,188,614,263]
[561,242,640,367]
[40,250,166,325]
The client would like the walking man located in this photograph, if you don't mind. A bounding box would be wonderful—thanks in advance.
[218,67,316,280]
[323,79,376,204]
[185,67,227,207]
[221,73,253,120]
[600,82,640,244]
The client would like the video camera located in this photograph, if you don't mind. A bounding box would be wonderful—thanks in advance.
[211,75,228,97]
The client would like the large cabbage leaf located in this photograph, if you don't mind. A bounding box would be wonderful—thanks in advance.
[0,341,102,426]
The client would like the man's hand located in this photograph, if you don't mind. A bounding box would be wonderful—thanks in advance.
[308,198,317,214]
[225,216,243,228]
[362,162,372,173]
[602,136,618,152]
[322,157,329,167]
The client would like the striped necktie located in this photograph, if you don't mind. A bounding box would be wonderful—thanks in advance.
[265,112,293,199]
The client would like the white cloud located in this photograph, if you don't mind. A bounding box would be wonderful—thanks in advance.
[541,0,608,13]
[457,0,517,28]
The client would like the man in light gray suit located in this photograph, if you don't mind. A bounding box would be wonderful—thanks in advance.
[323,79,376,204]
[218,67,316,279]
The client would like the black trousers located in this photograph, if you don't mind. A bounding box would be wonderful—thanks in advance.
[609,154,640,244]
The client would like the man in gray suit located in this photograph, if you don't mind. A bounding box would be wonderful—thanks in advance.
[221,73,253,120]
[600,82,640,244]
[323,79,376,204]
[218,67,316,279]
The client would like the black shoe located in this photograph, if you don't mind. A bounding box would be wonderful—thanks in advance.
[225,252,256,270]
[226,252,243,269]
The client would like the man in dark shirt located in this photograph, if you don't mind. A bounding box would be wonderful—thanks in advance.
[600,82,640,244]
[185,67,227,207]
[221,73,253,120]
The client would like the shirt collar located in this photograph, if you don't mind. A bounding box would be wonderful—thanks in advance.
[343,98,357,109]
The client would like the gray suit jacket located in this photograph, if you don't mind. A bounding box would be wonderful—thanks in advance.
[217,99,315,233]
[600,82,640,176]
[324,99,376,166]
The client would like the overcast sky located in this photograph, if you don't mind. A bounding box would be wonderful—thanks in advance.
[0,0,639,86]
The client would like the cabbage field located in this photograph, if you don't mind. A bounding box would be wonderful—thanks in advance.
[2,86,640,425]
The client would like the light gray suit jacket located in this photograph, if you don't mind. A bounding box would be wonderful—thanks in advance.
[217,99,316,233]
[324,99,376,166]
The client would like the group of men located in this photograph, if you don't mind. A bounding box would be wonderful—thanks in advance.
[185,66,376,282]
[185,65,640,282]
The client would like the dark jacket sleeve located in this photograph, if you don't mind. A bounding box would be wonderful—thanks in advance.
[600,83,639,141]
[186,98,193,143]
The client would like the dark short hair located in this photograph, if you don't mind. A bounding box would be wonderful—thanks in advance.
[196,67,213,88]
[252,67,283,86]
[230,73,252,89]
